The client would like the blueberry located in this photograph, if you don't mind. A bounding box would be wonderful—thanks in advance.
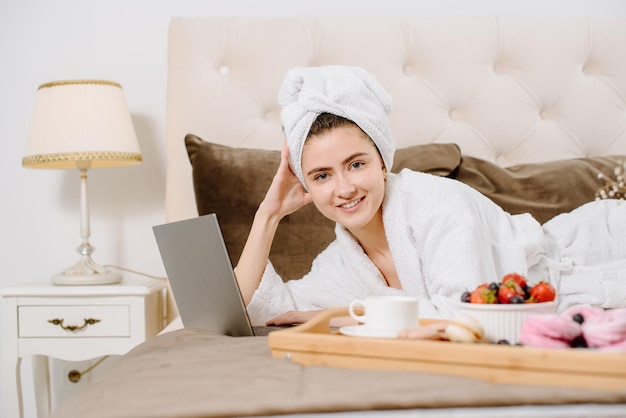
[510,295,524,304]
[572,313,585,324]
[461,291,471,303]
[489,282,500,291]
[497,339,510,345]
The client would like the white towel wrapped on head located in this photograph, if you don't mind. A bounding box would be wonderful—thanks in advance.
[278,65,396,187]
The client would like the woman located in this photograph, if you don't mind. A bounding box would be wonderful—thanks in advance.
[234,65,626,326]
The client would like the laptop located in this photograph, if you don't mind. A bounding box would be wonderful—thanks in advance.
[153,213,283,337]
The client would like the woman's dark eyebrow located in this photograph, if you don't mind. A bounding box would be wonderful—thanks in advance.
[343,152,368,165]
[306,152,368,176]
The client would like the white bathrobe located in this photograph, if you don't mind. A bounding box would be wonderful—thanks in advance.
[247,169,626,324]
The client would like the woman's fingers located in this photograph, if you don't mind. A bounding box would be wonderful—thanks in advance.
[281,139,290,159]
[266,310,321,325]
[261,142,311,216]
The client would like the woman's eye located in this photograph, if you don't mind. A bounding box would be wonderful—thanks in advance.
[314,173,328,181]
[351,161,364,170]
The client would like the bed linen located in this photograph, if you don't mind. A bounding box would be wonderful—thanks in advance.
[50,328,626,418]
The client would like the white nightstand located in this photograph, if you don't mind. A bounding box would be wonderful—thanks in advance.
[1,276,167,418]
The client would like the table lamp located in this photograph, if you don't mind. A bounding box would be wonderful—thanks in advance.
[22,80,142,285]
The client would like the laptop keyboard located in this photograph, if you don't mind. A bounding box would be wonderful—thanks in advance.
[252,325,292,336]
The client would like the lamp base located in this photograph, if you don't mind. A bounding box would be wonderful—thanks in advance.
[52,255,122,285]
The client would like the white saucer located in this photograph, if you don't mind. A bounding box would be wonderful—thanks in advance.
[339,325,398,339]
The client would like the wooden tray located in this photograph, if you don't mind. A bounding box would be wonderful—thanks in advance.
[268,307,626,391]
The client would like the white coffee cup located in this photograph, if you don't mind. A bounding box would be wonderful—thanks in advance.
[348,295,419,333]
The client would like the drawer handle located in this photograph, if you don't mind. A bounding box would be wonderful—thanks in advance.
[48,318,101,332]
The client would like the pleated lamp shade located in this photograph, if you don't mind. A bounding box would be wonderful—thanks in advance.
[23,80,142,169]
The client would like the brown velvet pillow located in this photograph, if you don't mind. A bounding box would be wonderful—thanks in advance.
[185,134,460,280]
[453,156,624,224]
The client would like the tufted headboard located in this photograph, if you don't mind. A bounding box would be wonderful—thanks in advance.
[166,17,626,222]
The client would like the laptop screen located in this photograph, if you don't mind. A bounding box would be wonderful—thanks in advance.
[153,214,255,336]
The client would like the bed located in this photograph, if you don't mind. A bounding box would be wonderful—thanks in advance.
[51,17,626,418]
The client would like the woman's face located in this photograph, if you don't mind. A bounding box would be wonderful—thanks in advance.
[301,125,386,232]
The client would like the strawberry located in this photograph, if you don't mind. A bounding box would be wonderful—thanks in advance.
[470,283,497,304]
[501,272,527,291]
[528,281,556,303]
[498,279,525,304]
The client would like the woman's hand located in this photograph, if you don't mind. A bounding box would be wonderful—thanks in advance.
[266,310,322,325]
[258,141,312,219]
[266,310,358,327]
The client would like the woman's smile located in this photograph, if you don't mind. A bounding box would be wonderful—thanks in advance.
[339,196,364,210]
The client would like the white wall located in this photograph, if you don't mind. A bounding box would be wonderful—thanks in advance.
[1,1,625,417]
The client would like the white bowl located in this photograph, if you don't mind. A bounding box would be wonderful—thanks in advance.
[458,301,556,344]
